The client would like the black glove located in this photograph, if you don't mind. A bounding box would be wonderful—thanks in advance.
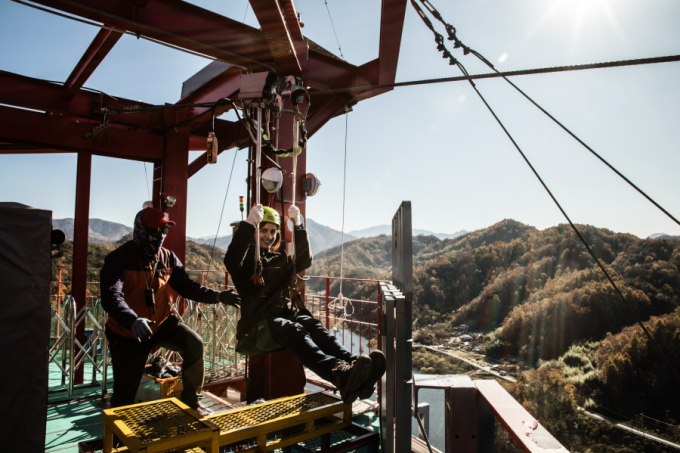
[218,289,241,308]
[131,318,155,342]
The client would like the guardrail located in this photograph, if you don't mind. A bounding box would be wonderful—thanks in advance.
[49,269,389,393]
[305,276,389,356]
[49,295,109,396]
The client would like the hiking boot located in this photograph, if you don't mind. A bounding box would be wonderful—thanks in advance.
[359,350,387,400]
[330,355,372,404]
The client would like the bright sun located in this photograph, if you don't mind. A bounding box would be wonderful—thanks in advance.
[563,0,614,20]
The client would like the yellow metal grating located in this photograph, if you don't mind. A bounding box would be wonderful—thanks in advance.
[112,400,208,443]
[210,393,340,432]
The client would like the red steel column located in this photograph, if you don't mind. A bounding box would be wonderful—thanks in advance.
[71,151,92,384]
[160,130,189,264]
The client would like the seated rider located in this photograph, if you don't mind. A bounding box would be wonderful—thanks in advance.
[224,204,385,404]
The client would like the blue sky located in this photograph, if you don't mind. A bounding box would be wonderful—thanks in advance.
[1,0,679,239]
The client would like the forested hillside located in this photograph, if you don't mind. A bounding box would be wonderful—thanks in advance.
[310,219,680,364]
[310,219,680,434]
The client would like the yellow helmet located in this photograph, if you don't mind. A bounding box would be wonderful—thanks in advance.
[262,206,281,227]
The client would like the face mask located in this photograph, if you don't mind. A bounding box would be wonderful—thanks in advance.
[133,211,168,257]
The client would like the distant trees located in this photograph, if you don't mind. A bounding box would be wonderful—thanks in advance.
[596,309,680,420]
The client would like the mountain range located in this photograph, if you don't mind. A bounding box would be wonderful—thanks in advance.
[52,217,465,253]
[52,218,132,243]
[348,224,467,240]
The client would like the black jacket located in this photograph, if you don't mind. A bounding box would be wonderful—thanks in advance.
[224,221,312,344]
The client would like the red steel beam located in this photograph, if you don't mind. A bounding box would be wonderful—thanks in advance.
[475,380,568,452]
[305,93,354,138]
[32,0,274,71]
[29,0,359,89]
[378,0,408,85]
[160,129,190,263]
[0,105,163,161]
[249,0,304,77]
[178,66,241,105]
[0,70,164,130]
[0,70,93,118]
[71,152,92,384]
[64,27,123,101]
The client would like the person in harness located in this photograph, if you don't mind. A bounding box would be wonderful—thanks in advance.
[224,204,386,404]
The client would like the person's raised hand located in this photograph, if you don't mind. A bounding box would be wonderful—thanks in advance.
[288,205,301,226]
[131,318,155,342]
[218,289,241,308]
[247,204,264,226]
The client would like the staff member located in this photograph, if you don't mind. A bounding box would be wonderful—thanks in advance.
[101,207,240,412]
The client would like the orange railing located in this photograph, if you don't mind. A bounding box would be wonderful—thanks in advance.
[305,276,389,356]
[52,268,388,355]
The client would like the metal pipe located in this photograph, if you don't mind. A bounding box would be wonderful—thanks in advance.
[325,278,330,330]
[255,105,262,259]
[69,296,77,396]
[101,313,109,399]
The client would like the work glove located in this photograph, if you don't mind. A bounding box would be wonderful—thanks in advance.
[247,204,264,226]
[131,318,155,342]
[288,204,301,226]
[217,289,241,308]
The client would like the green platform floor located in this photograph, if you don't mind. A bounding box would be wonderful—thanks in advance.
[46,354,112,452]
[45,365,379,452]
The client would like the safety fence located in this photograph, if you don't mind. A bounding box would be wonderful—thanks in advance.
[49,295,110,396]
[49,268,387,395]
[305,276,389,357]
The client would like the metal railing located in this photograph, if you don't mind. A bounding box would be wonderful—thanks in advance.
[49,269,389,392]
[305,276,389,357]
[49,295,110,396]
[153,296,244,383]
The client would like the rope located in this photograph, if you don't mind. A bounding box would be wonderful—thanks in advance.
[410,0,680,387]
[142,162,151,201]
[242,1,250,22]
[324,0,345,60]
[206,148,240,271]
[329,113,353,328]
[252,105,264,285]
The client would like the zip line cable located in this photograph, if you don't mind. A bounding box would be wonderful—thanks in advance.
[411,0,680,387]
[207,148,240,272]
[310,54,680,95]
[324,0,345,60]
[330,112,354,325]
[412,0,680,230]
[143,162,151,201]
[242,1,250,22]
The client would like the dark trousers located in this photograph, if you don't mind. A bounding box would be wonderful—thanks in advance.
[106,315,204,408]
[269,308,357,382]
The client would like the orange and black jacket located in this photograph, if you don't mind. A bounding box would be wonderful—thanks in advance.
[100,241,219,339]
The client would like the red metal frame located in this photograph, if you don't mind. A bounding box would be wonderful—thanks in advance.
[71,152,92,383]
[2,0,409,399]
[63,28,123,101]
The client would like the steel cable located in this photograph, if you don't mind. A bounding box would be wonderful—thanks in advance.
[411,0,680,388]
